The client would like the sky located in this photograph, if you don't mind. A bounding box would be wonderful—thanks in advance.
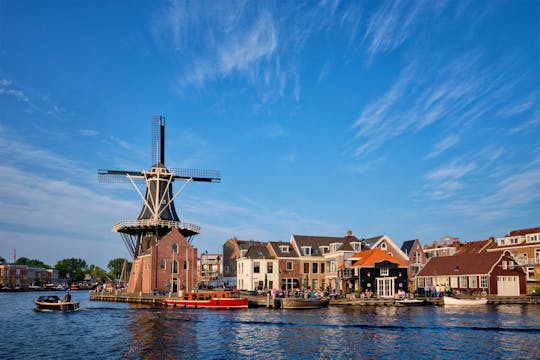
[0,0,539,269]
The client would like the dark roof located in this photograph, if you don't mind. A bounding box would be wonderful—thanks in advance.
[363,235,384,247]
[292,234,365,255]
[237,240,261,250]
[244,244,274,259]
[417,251,513,277]
[455,239,493,255]
[507,227,540,237]
[268,241,299,258]
[401,240,416,255]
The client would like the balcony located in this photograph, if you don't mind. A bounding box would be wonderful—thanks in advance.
[515,259,540,266]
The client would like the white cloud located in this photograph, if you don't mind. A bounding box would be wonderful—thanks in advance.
[426,135,460,159]
[79,129,99,136]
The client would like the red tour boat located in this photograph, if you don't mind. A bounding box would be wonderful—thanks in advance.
[162,291,248,309]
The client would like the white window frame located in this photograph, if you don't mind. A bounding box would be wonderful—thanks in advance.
[286,261,293,270]
[380,267,389,276]
[480,275,488,288]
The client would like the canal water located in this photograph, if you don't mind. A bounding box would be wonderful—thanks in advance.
[1,291,539,359]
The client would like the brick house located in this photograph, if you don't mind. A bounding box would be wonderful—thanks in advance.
[416,250,526,296]
[268,241,301,290]
[401,239,427,291]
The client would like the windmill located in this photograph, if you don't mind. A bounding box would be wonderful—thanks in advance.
[99,116,220,259]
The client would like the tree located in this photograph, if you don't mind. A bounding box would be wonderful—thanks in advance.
[108,258,132,281]
[16,257,51,269]
[86,264,109,282]
[55,258,88,281]
[0,256,5,264]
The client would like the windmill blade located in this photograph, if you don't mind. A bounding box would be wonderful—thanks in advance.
[152,116,164,165]
[170,168,221,183]
[98,169,145,183]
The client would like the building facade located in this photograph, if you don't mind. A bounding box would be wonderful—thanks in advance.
[236,244,278,291]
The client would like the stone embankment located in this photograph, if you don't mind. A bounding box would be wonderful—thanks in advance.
[90,291,540,307]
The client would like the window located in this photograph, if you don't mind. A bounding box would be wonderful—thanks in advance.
[380,267,389,276]
[173,260,178,274]
[527,267,535,280]
[302,247,311,256]
[480,275,488,288]
[183,261,187,270]
[280,246,290,253]
[417,277,424,287]
[330,243,342,252]
[320,246,329,254]
[312,263,318,274]
[352,242,362,251]
[241,249,247,257]
[414,251,421,264]
[321,263,325,273]
[500,239,505,245]
[469,276,477,288]
[502,261,507,270]
[160,259,166,270]
[381,242,387,250]
[304,263,310,274]
[267,263,273,274]
[460,276,468,288]
[450,277,458,288]
[254,262,260,273]
[286,261,293,270]
[172,244,178,253]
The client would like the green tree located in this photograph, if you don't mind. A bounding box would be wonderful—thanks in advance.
[0,256,5,264]
[55,258,88,281]
[108,258,132,281]
[86,264,109,282]
[16,257,51,268]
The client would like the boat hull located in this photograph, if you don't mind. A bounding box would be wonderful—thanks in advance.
[280,297,330,309]
[443,296,487,306]
[34,301,80,312]
[396,299,428,306]
[162,298,248,309]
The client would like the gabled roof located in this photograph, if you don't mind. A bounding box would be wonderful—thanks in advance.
[268,241,299,258]
[237,240,261,250]
[351,249,408,267]
[292,234,364,255]
[506,227,540,237]
[363,235,384,247]
[455,239,493,255]
[244,244,274,259]
[417,251,515,277]
[400,240,416,255]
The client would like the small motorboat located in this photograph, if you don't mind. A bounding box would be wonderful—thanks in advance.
[443,296,487,306]
[395,298,428,306]
[280,297,330,309]
[34,295,80,312]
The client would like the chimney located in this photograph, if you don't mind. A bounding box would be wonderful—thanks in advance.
[346,229,353,237]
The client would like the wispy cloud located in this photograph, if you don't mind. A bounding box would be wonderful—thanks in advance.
[79,129,99,136]
[352,50,527,157]
[362,0,434,64]
[426,135,460,159]
[422,158,476,199]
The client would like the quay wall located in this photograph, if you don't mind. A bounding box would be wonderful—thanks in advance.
[89,291,540,307]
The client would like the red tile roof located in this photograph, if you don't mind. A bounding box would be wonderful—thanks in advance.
[455,239,493,254]
[507,227,540,236]
[351,249,408,267]
[417,251,515,276]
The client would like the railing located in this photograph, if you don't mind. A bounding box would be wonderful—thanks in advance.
[112,219,201,234]
[515,259,540,266]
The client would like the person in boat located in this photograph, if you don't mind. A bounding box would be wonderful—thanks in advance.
[63,292,71,302]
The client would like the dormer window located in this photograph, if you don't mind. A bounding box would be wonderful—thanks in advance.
[280,246,290,253]
[302,247,312,256]
[330,243,342,252]
[352,242,362,251]
[320,246,329,254]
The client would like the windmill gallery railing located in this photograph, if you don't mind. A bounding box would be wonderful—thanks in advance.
[112,219,201,234]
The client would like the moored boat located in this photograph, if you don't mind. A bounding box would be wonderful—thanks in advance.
[280,297,330,309]
[395,298,428,306]
[34,295,80,312]
[162,291,248,309]
[443,296,487,306]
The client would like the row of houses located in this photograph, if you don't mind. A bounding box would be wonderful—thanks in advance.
[0,264,59,289]
[219,226,540,297]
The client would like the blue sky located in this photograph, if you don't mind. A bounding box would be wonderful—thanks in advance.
[0,0,539,269]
